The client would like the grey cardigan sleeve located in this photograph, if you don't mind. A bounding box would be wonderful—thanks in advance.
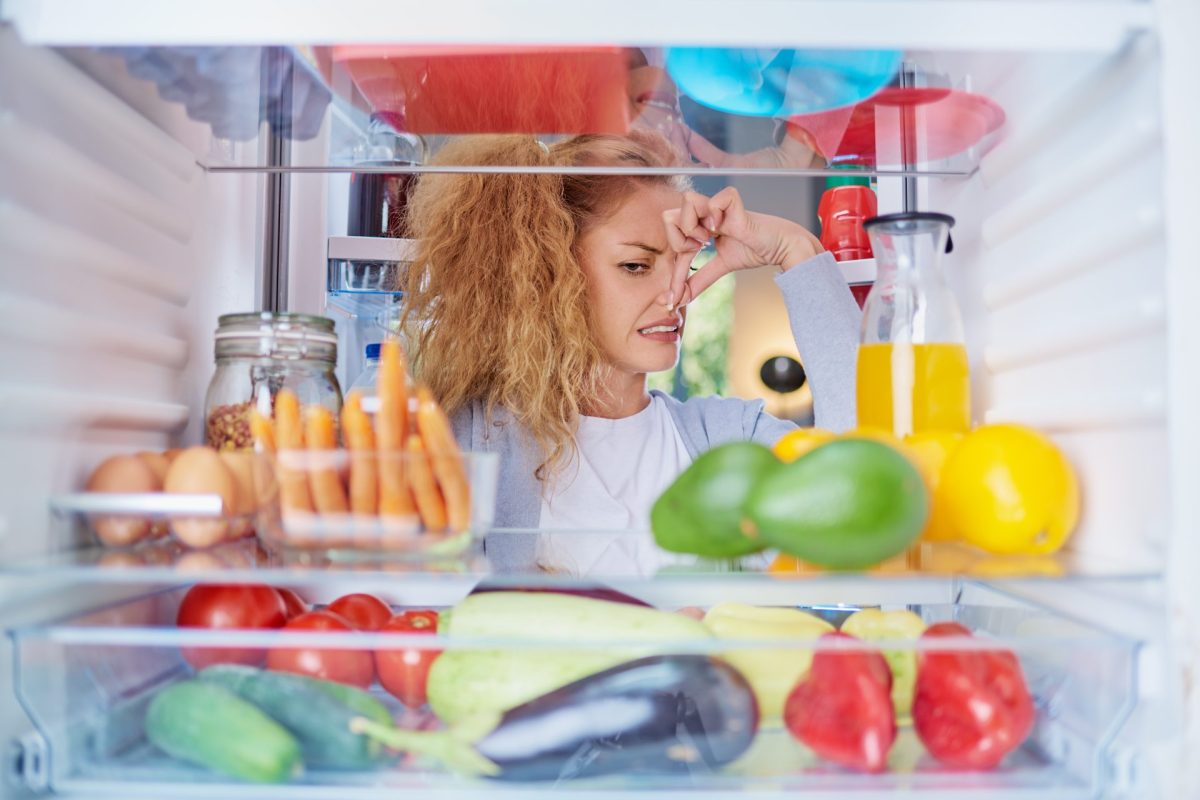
[774,251,862,433]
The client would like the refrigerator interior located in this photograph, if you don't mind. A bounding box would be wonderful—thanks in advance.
[1,1,1198,797]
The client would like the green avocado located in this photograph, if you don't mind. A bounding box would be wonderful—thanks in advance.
[745,439,928,569]
[651,442,780,558]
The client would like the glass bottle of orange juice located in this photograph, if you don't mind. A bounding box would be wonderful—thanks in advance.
[857,212,970,436]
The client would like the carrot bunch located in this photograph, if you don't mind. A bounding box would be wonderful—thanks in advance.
[253,340,470,543]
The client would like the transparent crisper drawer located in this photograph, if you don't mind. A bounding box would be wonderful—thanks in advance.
[10,579,1137,798]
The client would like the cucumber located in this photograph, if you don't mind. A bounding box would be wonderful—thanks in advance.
[199,665,392,770]
[429,592,712,724]
[145,680,302,784]
[302,673,394,729]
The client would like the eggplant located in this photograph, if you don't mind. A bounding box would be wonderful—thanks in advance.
[353,654,759,782]
[468,578,652,608]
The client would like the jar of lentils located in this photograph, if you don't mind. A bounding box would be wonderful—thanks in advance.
[204,312,342,450]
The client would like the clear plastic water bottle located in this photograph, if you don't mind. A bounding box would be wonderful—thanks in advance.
[347,343,382,414]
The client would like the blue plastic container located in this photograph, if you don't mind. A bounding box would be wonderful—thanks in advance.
[665,48,902,117]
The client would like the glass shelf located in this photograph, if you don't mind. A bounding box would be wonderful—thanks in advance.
[0,532,1164,591]
[61,45,1004,177]
[9,581,1139,797]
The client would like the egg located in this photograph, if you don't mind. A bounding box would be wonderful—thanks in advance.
[87,453,160,493]
[219,451,259,539]
[85,454,159,546]
[97,550,146,568]
[133,451,168,484]
[164,446,236,548]
[133,451,172,538]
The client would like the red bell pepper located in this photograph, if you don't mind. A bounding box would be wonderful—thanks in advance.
[783,631,896,773]
[913,622,1035,769]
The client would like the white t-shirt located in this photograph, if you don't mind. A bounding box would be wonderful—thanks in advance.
[535,394,693,575]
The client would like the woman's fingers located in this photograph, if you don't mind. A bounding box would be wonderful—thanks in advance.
[681,256,733,306]
[706,186,749,238]
[681,192,719,242]
[686,129,734,168]
[662,208,703,309]
[665,249,696,311]
[663,210,705,254]
[663,187,753,309]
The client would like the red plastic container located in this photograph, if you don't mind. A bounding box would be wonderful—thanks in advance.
[848,283,873,309]
[332,46,632,135]
[817,184,877,309]
[818,185,877,262]
[787,88,1005,167]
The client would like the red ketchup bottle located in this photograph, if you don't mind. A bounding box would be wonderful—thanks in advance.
[817,181,877,308]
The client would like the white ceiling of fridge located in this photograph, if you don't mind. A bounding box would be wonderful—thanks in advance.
[2,0,1153,52]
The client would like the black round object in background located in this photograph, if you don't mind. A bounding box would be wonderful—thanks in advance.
[760,356,806,394]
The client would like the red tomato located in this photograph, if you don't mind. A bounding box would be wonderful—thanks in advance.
[913,622,1035,769]
[266,610,375,689]
[327,593,392,631]
[275,588,309,620]
[375,610,440,708]
[783,632,895,773]
[176,584,288,670]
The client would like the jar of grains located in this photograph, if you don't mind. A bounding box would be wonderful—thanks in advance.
[204,312,342,450]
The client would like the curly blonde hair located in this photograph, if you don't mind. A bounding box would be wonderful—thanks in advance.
[401,131,688,481]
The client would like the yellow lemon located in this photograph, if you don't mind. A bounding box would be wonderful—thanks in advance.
[914,541,981,575]
[772,427,835,463]
[941,423,1080,555]
[842,426,906,449]
[841,426,927,466]
[968,555,1066,578]
[766,553,825,576]
[867,550,916,575]
[903,430,965,542]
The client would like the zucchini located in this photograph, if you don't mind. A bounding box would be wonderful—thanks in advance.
[145,680,302,784]
[429,592,711,724]
[199,665,392,770]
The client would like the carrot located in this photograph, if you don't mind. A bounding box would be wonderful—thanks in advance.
[341,391,378,515]
[305,406,349,514]
[273,389,313,513]
[248,409,279,510]
[376,339,416,517]
[249,409,276,454]
[414,385,470,531]
[407,434,448,532]
[380,339,410,437]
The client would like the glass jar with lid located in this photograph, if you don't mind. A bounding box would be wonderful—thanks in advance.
[856,212,970,436]
[204,312,342,450]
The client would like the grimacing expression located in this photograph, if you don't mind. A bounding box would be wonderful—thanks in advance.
[577,184,687,377]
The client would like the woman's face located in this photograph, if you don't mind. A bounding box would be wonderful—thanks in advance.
[578,183,687,377]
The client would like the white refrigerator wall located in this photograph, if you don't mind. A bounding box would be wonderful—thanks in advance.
[923,37,1198,795]
[0,34,263,557]
[926,42,1169,567]
[0,31,262,778]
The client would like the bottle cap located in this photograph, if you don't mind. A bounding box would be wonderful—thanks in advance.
[824,164,872,188]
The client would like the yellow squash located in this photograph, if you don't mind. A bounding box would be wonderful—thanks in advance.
[702,603,833,724]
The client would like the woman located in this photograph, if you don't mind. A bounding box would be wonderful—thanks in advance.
[401,132,860,569]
